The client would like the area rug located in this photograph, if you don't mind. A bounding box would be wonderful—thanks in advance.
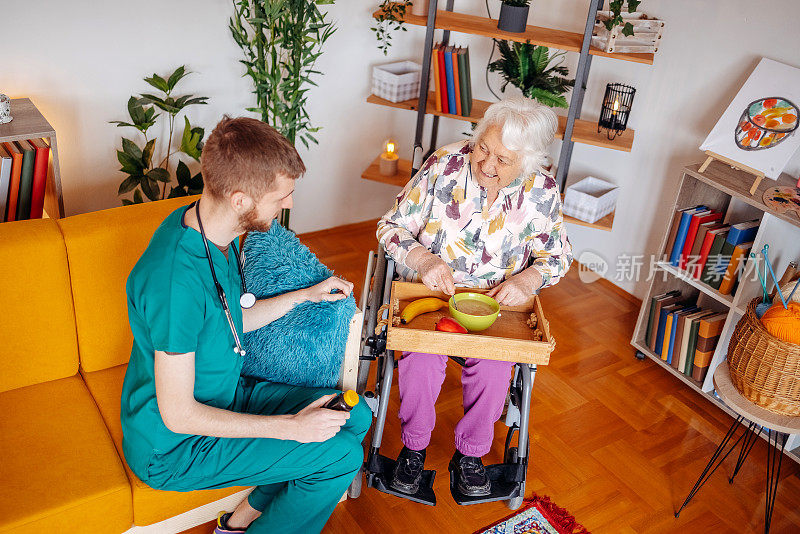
[475,495,591,534]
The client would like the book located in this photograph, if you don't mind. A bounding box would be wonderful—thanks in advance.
[0,145,11,222]
[28,138,51,219]
[670,206,707,266]
[678,310,715,374]
[726,219,760,246]
[695,225,729,280]
[463,47,473,116]
[656,303,682,357]
[456,47,469,117]
[670,306,699,369]
[451,47,462,116]
[649,293,683,352]
[684,318,703,375]
[443,46,457,114]
[700,231,730,287]
[718,241,753,295]
[431,44,442,112]
[664,210,685,260]
[437,45,448,114]
[646,290,680,347]
[661,310,676,361]
[15,140,36,220]
[679,210,722,270]
[691,312,726,382]
[2,142,23,222]
[687,221,721,276]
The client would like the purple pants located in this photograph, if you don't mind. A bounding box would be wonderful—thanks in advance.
[397,352,514,457]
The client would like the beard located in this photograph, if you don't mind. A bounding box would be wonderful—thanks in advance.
[237,205,274,233]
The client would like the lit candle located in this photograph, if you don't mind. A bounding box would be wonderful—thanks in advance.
[379,139,399,176]
[611,99,619,116]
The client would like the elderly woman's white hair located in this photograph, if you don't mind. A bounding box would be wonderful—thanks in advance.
[470,96,558,177]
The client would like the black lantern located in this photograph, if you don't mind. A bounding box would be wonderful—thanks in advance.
[598,83,636,140]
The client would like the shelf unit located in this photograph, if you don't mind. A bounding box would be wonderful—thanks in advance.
[0,98,65,220]
[363,0,651,232]
[631,160,800,464]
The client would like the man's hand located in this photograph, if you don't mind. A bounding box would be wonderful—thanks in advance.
[417,254,456,295]
[286,394,350,443]
[303,276,354,303]
[486,269,543,306]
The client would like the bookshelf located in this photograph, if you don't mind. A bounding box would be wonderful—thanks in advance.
[363,0,652,232]
[0,98,65,220]
[631,160,800,464]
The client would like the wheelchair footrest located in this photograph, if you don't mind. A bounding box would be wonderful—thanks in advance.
[448,463,522,506]
[365,454,437,506]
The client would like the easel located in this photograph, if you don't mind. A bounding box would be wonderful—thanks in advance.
[698,150,765,195]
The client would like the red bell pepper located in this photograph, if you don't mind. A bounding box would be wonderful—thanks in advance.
[435,316,468,334]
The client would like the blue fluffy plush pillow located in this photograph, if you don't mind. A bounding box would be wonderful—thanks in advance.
[241,223,356,388]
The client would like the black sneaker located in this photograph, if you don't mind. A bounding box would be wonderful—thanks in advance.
[390,446,426,494]
[450,451,491,496]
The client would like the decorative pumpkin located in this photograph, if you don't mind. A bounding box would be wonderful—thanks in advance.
[760,301,800,345]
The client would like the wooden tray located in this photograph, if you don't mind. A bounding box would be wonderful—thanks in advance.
[386,282,555,365]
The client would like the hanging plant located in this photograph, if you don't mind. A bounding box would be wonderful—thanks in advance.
[372,0,412,55]
[488,41,575,108]
[603,0,641,36]
[110,66,208,205]
[230,0,336,228]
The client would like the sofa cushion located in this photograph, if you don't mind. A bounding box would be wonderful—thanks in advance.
[57,196,196,372]
[0,375,131,533]
[0,218,79,393]
[83,364,246,526]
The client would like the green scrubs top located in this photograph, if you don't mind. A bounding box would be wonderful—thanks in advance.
[121,202,244,477]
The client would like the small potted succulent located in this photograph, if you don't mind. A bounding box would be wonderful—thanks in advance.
[497,0,530,33]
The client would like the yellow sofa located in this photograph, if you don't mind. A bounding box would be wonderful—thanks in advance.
[0,197,249,533]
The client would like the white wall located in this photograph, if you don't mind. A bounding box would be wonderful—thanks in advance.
[3,0,799,299]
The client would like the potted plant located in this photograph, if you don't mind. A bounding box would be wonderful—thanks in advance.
[488,40,575,108]
[230,0,336,228]
[110,66,208,205]
[497,0,530,33]
[372,0,412,55]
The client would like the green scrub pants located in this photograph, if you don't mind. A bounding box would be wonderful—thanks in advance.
[142,377,372,534]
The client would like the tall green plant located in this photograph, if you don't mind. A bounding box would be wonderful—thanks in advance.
[229,0,336,227]
[110,66,208,205]
[488,41,575,109]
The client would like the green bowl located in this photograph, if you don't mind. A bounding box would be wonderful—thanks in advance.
[449,293,500,332]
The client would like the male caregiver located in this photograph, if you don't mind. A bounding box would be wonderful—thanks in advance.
[120,116,371,534]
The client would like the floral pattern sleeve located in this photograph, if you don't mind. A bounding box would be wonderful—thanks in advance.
[376,154,440,266]
[527,181,573,289]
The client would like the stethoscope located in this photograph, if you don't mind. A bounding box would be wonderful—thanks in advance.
[194,200,257,357]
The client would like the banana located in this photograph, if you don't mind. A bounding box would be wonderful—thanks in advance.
[400,297,449,324]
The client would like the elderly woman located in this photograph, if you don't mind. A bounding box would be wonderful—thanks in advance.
[376,97,573,497]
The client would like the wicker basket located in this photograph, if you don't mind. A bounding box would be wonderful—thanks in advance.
[727,298,800,415]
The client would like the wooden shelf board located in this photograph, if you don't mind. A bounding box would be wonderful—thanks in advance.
[684,161,800,231]
[655,261,734,307]
[379,9,654,65]
[361,156,413,187]
[367,94,634,152]
[0,99,56,142]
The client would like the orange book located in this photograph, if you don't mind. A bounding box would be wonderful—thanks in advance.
[661,313,674,361]
[431,44,442,112]
[718,241,753,295]
[2,141,23,222]
[451,47,462,116]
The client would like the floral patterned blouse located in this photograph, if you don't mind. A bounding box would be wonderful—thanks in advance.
[376,140,573,290]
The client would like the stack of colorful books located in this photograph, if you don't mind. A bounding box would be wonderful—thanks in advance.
[431,43,473,117]
[0,138,51,223]
[645,290,727,383]
[664,204,760,295]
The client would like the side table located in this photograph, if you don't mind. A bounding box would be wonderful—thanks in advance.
[675,362,800,533]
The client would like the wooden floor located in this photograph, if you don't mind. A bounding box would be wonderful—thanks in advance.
[186,219,800,534]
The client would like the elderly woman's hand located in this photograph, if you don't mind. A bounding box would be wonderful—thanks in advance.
[486,269,543,306]
[406,249,456,295]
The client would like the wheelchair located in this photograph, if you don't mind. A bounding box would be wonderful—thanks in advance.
[348,250,539,510]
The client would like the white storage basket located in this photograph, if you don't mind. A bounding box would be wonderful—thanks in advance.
[562,176,619,224]
[372,61,421,103]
